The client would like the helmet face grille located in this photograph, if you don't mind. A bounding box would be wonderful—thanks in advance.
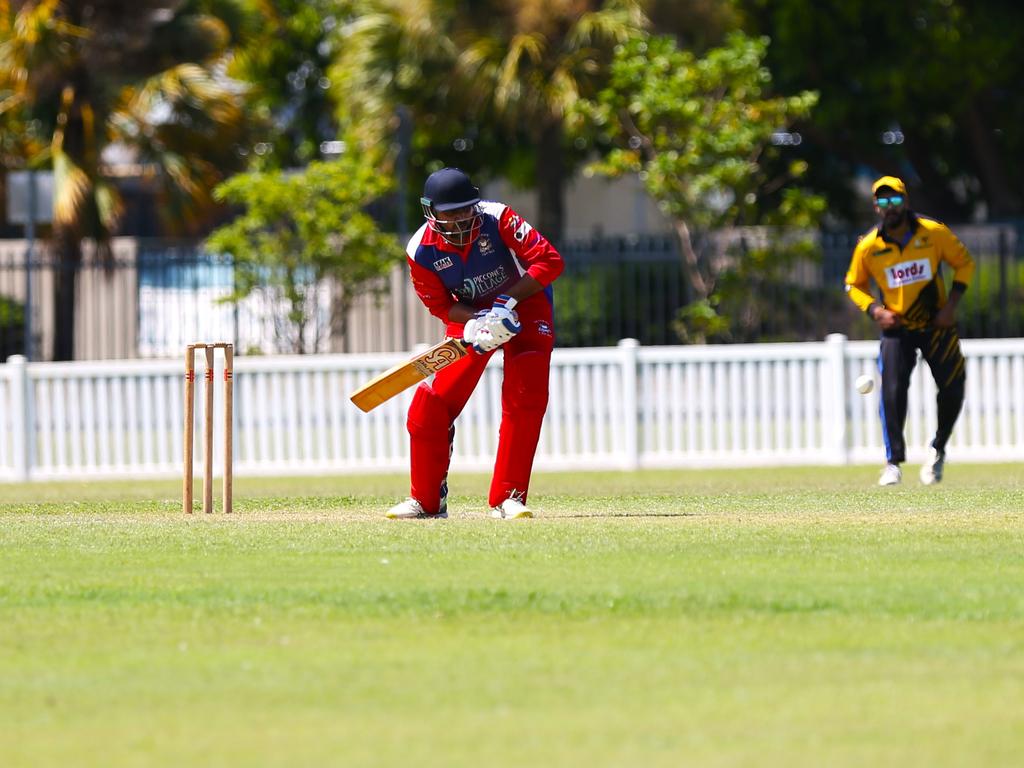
[421,201,483,247]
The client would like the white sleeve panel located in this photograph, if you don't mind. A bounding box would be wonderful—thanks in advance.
[479,200,508,219]
[405,223,430,259]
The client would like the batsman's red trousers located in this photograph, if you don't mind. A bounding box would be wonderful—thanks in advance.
[406,302,554,512]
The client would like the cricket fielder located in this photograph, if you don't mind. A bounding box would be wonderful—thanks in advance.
[386,168,564,519]
[844,175,975,486]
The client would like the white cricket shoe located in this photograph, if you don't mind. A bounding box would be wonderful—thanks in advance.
[919,448,945,485]
[491,497,533,519]
[878,463,902,486]
[386,498,448,519]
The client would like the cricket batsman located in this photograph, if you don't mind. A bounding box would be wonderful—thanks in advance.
[386,167,564,519]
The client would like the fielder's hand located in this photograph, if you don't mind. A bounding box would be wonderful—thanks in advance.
[932,303,957,328]
[872,306,902,331]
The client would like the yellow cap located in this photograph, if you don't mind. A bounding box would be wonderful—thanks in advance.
[871,175,907,196]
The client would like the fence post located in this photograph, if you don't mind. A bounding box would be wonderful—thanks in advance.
[824,334,849,465]
[7,355,30,481]
[618,338,640,470]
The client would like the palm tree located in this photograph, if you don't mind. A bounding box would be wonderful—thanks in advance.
[329,0,459,144]
[0,0,251,359]
[455,0,646,242]
[332,0,646,243]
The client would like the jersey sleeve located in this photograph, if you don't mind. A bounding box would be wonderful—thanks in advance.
[408,255,455,322]
[937,225,975,292]
[496,207,564,286]
[843,237,876,314]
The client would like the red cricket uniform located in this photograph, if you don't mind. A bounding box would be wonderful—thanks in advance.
[405,201,564,511]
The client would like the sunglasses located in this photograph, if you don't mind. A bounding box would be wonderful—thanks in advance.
[875,195,905,208]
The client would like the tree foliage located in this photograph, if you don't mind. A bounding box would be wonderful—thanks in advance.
[228,0,342,169]
[329,0,647,242]
[206,152,404,353]
[575,31,824,341]
[640,0,738,52]
[0,0,251,232]
[0,0,252,358]
[736,0,1024,221]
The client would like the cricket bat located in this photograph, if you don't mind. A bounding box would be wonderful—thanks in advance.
[350,338,469,412]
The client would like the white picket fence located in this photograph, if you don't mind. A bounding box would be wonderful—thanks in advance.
[2,335,1023,483]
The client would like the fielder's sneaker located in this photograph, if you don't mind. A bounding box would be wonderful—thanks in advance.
[878,463,902,486]
[919,448,945,485]
[491,497,533,519]
[385,498,448,519]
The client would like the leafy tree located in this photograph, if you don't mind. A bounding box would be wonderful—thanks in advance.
[0,294,26,358]
[228,0,343,170]
[676,234,846,343]
[0,0,251,359]
[330,0,647,243]
[206,154,404,353]
[736,0,1024,222]
[574,32,824,341]
[640,0,738,51]
[452,0,646,242]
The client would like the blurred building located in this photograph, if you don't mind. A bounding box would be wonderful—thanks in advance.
[483,173,674,240]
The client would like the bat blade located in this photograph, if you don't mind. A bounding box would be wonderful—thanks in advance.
[350,338,469,412]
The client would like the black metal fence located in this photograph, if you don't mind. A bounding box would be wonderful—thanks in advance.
[1,225,1021,360]
[556,235,686,347]
[556,225,1023,346]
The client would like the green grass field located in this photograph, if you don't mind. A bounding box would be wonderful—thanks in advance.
[2,465,1023,767]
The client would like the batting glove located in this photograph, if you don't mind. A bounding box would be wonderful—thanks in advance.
[484,294,521,344]
[463,311,502,354]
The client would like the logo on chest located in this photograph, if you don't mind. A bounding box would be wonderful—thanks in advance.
[477,235,494,256]
[885,258,933,288]
[459,265,509,301]
[433,255,454,271]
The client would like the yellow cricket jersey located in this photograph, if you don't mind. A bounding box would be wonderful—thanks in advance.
[844,213,975,330]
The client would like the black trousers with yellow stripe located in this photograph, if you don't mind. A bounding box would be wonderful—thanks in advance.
[877,326,966,464]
